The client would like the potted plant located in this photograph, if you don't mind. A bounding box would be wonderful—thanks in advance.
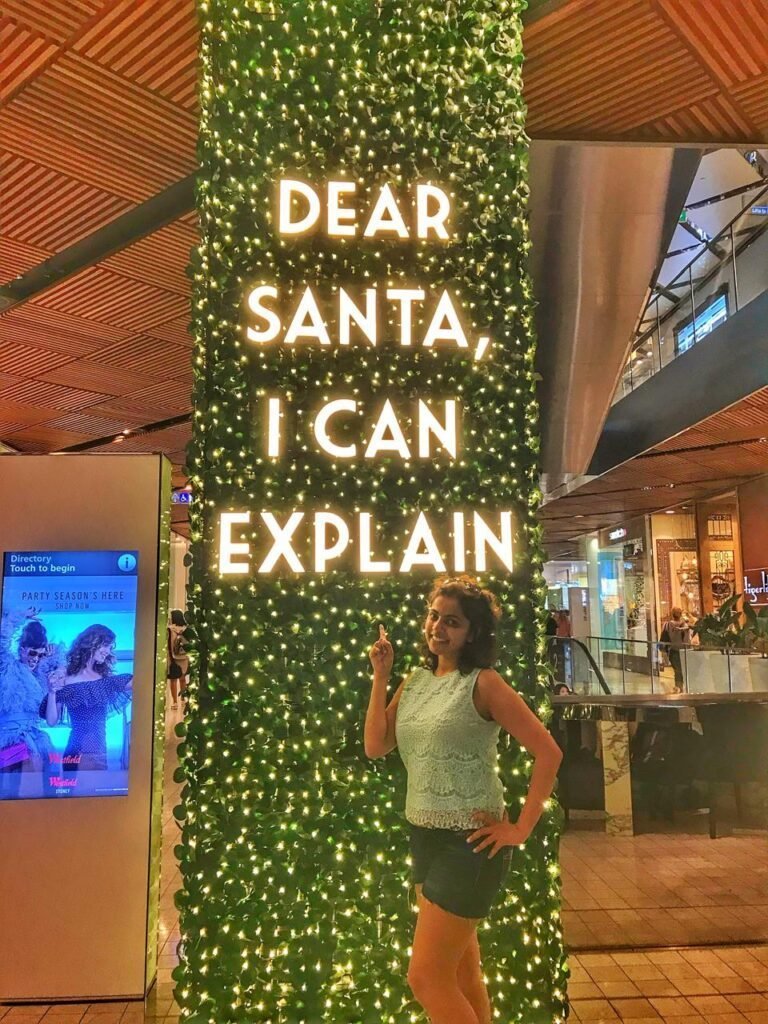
[691,593,748,650]
[743,602,768,656]
[689,594,751,691]
[743,603,768,690]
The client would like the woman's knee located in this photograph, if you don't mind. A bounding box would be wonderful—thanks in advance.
[407,958,428,1001]
[457,949,483,992]
[407,958,445,1004]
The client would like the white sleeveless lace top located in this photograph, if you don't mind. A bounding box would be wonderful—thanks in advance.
[396,666,505,830]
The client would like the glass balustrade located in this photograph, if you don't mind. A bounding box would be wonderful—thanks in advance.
[580,635,768,695]
[614,187,768,402]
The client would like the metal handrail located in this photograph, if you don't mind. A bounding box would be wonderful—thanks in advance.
[585,634,660,695]
[633,180,768,351]
[586,634,656,645]
[547,636,611,695]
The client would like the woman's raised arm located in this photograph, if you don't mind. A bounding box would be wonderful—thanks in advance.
[365,624,404,758]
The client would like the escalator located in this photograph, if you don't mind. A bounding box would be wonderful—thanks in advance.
[546,636,611,695]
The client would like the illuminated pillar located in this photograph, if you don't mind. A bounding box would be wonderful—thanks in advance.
[179,2,567,1022]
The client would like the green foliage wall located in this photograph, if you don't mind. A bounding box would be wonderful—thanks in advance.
[177,1,568,1021]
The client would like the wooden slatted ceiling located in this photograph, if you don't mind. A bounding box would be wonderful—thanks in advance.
[94,335,192,377]
[34,267,188,332]
[1,0,768,492]
[0,212,194,452]
[2,57,196,202]
[542,388,768,543]
[0,18,58,102]
[0,237,50,281]
[522,0,768,140]
[524,2,716,136]
[1,154,132,252]
[652,391,768,452]
[732,72,768,131]
[0,306,131,358]
[52,0,768,146]
[654,0,768,86]
[1,0,104,44]
[73,0,199,110]
[101,220,199,296]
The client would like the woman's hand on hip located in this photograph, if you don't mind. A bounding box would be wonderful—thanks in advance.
[369,623,394,678]
[467,811,530,857]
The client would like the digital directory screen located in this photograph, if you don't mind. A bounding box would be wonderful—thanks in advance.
[0,550,139,800]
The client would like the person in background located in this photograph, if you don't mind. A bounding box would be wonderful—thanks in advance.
[167,610,189,711]
[660,606,691,693]
[555,609,572,638]
[553,610,572,684]
[0,612,55,799]
[545,609,560,681]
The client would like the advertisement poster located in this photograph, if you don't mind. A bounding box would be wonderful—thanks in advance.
[0,550,139,800]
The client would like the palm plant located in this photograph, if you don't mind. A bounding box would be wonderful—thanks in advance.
[691,593,748,650]
[743,602,768,657]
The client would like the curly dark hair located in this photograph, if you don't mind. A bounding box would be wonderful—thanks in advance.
[423,575,502,674]
[67,624,116,677]
[18,619,47,653]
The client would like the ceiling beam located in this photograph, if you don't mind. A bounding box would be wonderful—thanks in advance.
[54,412,192,454]
[0,174,196,312]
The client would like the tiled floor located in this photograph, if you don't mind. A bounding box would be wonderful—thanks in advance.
[568,946,768,1023]
[4,948,768,1022]
[3,711,767,1023]
[562,831,768,950]
[599,664,678,696]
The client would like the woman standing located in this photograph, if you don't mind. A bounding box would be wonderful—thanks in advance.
[0,614,54,799]
[45,624,132,772]
[661,606,691,693]
[365,575,562,1024]
[167,609,189,711]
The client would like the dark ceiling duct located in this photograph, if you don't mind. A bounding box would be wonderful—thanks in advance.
[530,142,701,479]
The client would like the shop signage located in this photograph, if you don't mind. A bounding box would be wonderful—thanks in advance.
[751,205,768,216]
[608,527,628,541]
[744,567,768,607]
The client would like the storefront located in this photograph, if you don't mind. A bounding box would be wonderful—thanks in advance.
[738,475,768,612]
[543,559,590,637]
[696,493,743,615]
[650,492,744,637]
[650,506,701,633]
[592,519,651,646]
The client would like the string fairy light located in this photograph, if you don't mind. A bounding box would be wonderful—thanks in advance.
[177,0,568,1021]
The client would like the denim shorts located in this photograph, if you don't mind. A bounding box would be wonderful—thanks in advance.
[409,823,511,919]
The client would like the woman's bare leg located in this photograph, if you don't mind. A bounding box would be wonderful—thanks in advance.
[168,676,178,707]
[408,889,480,1024]
[414,886,490,1024]
[457,932,491,1024]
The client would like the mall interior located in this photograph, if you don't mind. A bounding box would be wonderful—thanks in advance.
[1,1,768,1023]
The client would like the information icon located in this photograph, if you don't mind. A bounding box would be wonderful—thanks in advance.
[118,553,137,573]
